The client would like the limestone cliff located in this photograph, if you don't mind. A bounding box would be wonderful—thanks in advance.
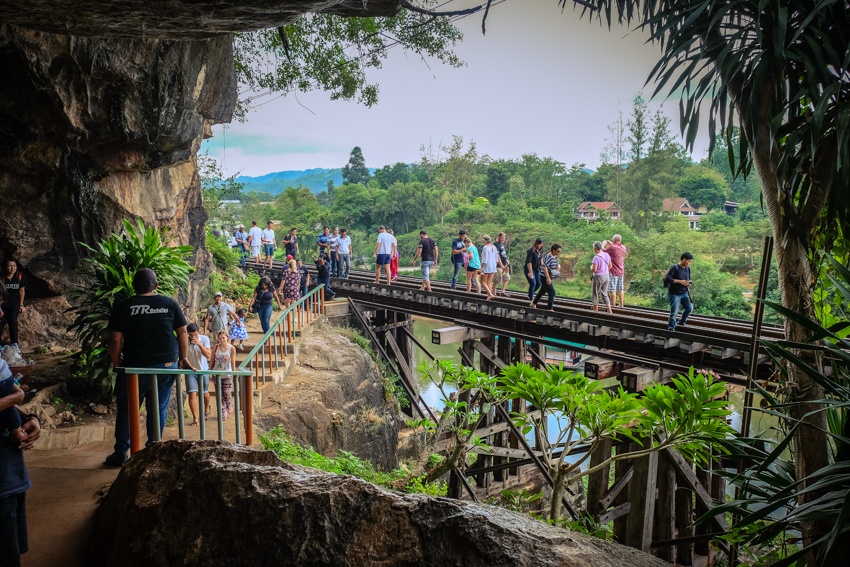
[0,0,403,322]
[256,329,400,470]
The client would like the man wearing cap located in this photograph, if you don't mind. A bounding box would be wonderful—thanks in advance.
[450,229,467,289]
[104,268,192,466]
[234,224,248,266]
[203,292,240,340]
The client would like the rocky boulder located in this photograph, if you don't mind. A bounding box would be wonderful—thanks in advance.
[256,328,400,470]
[89,441,669,567]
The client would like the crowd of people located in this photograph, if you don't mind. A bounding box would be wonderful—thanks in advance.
[220,220,695,335]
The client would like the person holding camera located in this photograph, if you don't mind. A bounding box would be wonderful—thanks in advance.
[663,252,695,331]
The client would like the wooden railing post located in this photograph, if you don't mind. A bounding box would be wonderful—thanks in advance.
[127,373,142,455]
[320,288,325,315]
[244,374,254,445]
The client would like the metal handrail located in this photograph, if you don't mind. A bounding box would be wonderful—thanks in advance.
[120,285,325,454]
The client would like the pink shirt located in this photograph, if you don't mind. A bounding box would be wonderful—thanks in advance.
[605,243,627,277]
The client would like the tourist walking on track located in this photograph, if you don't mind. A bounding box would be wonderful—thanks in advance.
[525,238,544,303]
[105,268,191,466]
[337,229,352,278]
[374,226,396,285]
[247,221,262,264]
[261,221,276,270]
[411,230,438,291]
[450,230,467,289]
[591,241,613,313]
[463,237,481,294]
[283,227,299,259]
[603,235,627,308]
[493,232,511,296]
[479,235,500,300]
[532,244,562,310]
[387,229,399,281]
[664,252,694,331]
[210,331,235,420]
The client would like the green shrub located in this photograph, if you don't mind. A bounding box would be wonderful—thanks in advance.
[67,219,193,392]
[259,427,446,496]
[206,230,241,270]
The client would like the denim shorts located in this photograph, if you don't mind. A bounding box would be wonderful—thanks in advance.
[264,244,275,257]
[609,275,625,292]
[420,261,435,280]
[185,374,209,393]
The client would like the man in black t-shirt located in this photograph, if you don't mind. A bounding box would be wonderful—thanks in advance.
[411,230,439,291]
[493,232,511,296]
[104,268,191,466]
[0,259,26,347]
[524,238,544,302]
[663,252,694,331]
[450,229,467,289]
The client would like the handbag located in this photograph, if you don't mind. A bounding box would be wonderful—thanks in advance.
[250,300,259,314]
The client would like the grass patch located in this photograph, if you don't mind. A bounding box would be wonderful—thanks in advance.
[260,426,446,497]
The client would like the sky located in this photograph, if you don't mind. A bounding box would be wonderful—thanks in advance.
[202,1,712,178]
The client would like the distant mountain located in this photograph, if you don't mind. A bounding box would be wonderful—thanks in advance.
[237,168,370,195]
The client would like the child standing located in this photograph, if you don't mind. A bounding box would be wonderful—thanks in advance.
[229,308,248,351]
[211,331,236,420]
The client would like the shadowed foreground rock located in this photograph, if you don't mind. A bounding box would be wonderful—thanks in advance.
[89,441,668,567]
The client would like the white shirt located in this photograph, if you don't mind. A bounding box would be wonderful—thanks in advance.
[261,228,275,244]
[187,334,210,371]
[328,234,339,252]
[377,232,395,255]
[248,227,263,247]
[337,236,352,255]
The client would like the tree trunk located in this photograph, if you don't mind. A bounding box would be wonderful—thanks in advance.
[750,113,830,564]
[548,465,568,520]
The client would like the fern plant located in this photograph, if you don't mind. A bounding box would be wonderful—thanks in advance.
[66,219,193,392]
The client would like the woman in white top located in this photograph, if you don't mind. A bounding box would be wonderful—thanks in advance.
[211,331,236,420]
[479,234,501,300]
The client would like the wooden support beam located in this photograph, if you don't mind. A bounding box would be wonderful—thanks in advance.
[612,442,634,542]
[655,453,677,563]
[665,449,728,531]
[625,451,658,553]
[597,502,631,524]
[431,326,489,345]
[469,446,544,459]
[676,484,694,566]
[586,438,613,518]
[600,465,633,510]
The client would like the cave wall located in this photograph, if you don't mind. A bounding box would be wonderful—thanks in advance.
[0,25,237,310]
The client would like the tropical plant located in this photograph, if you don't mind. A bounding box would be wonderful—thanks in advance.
[564,1,849,554]
[709,251,850,566]
[496,363,735,519]
[66,219,193,392]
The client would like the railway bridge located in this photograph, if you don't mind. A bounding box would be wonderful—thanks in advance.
[241,259,780,564]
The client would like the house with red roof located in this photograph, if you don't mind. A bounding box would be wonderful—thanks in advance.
[575,201,622,221]
[661,197,701,229]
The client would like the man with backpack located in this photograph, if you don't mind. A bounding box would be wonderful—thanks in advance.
[663,252,694,331]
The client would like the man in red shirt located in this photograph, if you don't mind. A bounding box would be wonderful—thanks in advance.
[603,235,627,308]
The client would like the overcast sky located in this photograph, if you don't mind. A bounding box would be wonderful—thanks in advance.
[202,1,711,178]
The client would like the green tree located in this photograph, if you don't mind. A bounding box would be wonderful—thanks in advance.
[330,182,376,230]
[626,94,649,162]
[600,104,627,204]
[232,11,464,118]
[434,135,479,200]
[678,165,731,210]
[342,146,371,186]
[704,126,762,203]
[567,4,850,556]
[372,162,411,190]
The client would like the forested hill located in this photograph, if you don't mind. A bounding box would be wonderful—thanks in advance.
[237,168,370,195]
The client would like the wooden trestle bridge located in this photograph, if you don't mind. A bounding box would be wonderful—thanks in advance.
[242,251,781,565]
